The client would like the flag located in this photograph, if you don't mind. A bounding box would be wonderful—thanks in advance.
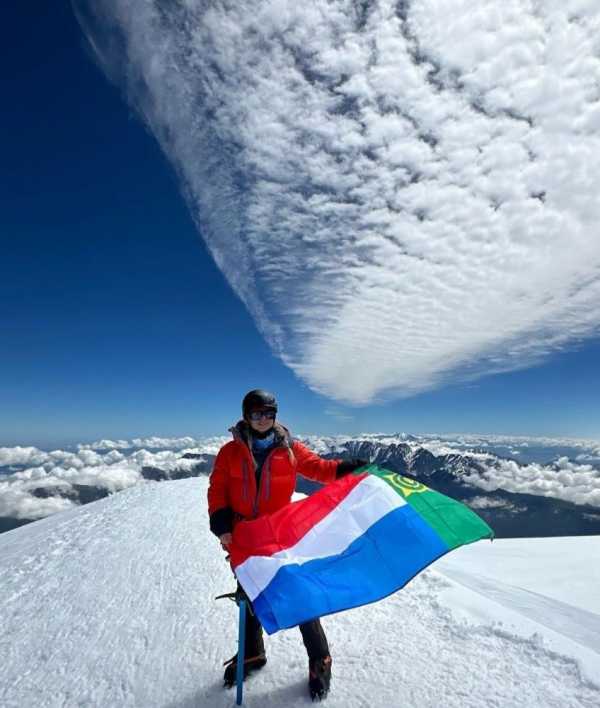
[229,464,494,634]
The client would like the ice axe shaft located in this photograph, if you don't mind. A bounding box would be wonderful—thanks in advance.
[236,599,246,705]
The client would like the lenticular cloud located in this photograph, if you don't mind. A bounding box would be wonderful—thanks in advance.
[73,0,600,403]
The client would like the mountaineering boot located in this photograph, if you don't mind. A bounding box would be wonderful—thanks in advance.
[308,655,332,701]
[223,652,267,688]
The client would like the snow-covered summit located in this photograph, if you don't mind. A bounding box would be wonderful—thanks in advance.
[1,477,598,707]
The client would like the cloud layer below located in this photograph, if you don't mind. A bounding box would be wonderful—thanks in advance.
[2,431,600,521]
[74,0,600,402]
[0,442,222,521]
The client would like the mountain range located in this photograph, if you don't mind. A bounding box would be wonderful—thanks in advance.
[2,435,599,537]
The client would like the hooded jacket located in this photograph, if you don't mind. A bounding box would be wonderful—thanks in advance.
[207,420,339,537]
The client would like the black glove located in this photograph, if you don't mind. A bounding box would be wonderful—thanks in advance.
[209,506,233,538]
[336,458,369,478]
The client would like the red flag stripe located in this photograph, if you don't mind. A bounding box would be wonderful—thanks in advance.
[229,472,369,568]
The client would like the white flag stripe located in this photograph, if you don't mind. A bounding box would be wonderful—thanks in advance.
[236,476,405,601]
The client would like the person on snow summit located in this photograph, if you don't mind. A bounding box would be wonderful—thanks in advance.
[207,389,367,701]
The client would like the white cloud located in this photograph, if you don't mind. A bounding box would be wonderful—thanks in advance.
[77,436,228,453]
[77,439,131,450]
[467,496,524,513]
[131,436,200,450]
[0,447,50,468]
[460,456,600,508]
[2,432,600,523]
[0,487,75,521]
[74,0,600,403]
[413,432,600,453]
[0,443,218,522]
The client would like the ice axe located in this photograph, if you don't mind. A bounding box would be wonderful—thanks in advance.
[215,589,250,705]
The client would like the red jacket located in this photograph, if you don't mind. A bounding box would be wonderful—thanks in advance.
[208,421,339,536]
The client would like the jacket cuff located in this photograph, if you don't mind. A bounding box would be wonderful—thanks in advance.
[209,507,234,537]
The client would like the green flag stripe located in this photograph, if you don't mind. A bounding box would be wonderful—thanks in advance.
[363,465,494,548]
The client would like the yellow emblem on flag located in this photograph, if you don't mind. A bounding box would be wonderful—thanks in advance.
[380,472,428,498]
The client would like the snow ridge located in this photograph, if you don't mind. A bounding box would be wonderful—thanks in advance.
[1,477,598,707]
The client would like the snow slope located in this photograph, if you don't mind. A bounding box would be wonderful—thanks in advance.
[1,478,598,707]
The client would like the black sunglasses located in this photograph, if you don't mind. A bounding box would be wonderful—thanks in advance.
[248,409,276,421]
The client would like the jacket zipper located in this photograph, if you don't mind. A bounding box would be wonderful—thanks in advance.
[242,459,249,502]
[252,448,276,517]
[263,455,272,501]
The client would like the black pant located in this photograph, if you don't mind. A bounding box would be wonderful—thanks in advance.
[238,583,330,660]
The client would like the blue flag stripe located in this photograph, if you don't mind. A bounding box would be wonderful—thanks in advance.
[252,504,448,633]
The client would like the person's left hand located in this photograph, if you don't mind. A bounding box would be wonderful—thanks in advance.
[336,458,369,478]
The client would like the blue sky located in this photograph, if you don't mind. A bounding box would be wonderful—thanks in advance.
[2,2,600,449]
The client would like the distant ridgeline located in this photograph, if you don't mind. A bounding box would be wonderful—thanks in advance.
[2,443,600,537]
[298,440,600,539]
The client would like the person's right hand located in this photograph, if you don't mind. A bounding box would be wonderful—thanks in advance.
[336,458,369,478]
[219,533,233,551]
